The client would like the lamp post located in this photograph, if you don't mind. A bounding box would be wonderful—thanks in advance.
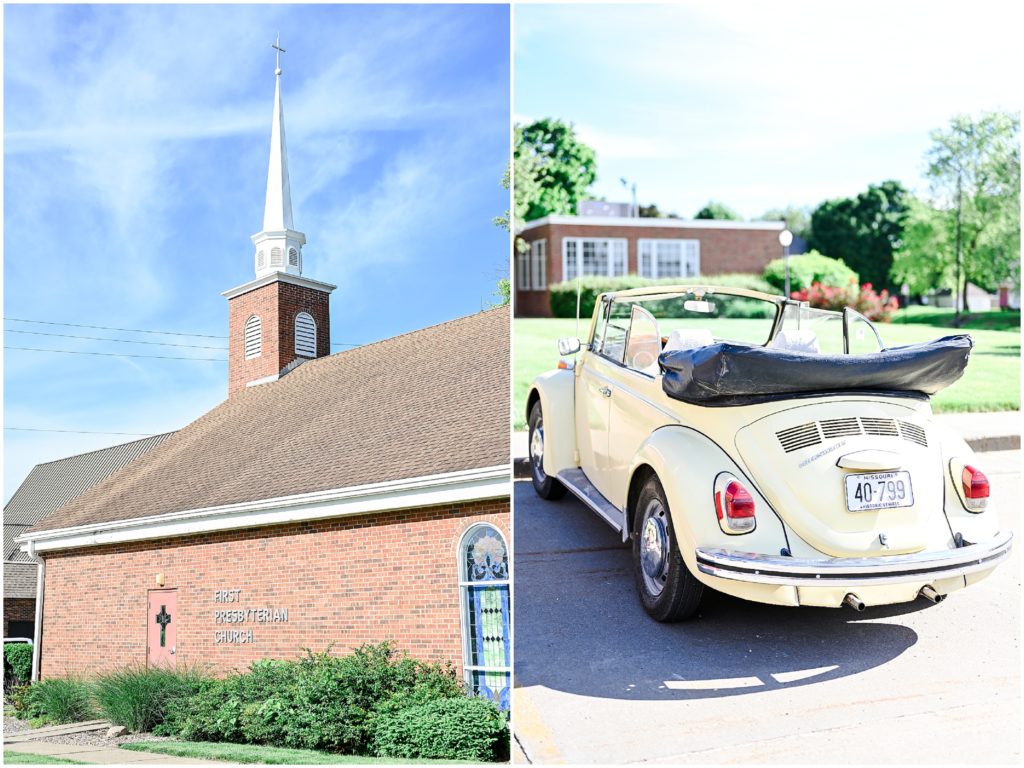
[620,177,638,217]
[779,228,794,297]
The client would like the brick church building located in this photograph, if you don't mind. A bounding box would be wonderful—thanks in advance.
[18,52,510,705]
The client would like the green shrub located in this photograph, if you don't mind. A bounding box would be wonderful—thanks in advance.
[24,677,96,725]
[374,697,509,762]
[5,643,33,684]
[93,664,209,733]
[8,684,32,716]
[549,273,776,320]
[158,643,466,755]
[763,250,858,294]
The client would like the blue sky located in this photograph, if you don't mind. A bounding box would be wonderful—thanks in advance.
[3,4,510,501]
[515,1,1021,218]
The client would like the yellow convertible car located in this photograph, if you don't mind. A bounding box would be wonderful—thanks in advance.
[526,286,1013,621]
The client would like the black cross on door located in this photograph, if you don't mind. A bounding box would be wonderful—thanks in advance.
[155,605,171,647]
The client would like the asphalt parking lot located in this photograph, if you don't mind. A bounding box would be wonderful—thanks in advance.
[513,450,1021,764]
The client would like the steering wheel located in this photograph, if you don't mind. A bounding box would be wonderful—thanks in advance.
[631,350,656,370]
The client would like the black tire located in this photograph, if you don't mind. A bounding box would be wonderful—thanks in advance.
[528,400,566,500]
[632,474,703,622]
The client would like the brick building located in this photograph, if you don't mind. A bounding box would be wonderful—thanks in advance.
[515,215,786,316]
[17,55,510,706]
[3,434,170,640]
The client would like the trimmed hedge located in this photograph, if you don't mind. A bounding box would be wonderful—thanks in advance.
[549,273,776,319]
[374,697,509,762]
[763,250,858,294]
[5,643,33,684]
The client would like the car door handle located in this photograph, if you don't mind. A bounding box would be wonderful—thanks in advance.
[598,386,612,398]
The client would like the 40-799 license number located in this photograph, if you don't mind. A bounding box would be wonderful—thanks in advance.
[844,471,914,512]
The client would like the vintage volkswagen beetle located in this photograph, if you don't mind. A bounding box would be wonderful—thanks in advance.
[526,285,1013,621]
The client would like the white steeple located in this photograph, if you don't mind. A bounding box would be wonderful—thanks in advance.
[251,34,306,278]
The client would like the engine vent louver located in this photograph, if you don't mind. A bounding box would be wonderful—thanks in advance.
[820,418,861,439]
[777,417,928,452]
[861,417,899,437]
[777,423,822,453]
[898,421,928,447]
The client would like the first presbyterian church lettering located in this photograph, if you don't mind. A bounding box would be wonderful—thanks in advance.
[213,590,289,644]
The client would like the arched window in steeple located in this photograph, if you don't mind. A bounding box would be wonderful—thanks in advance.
[244,315,262,360]
[459,524,510,710]
[294,312,316,358]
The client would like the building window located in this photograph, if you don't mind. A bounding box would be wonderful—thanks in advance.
[563,238,627,281]
[288,247,299,268]
[244,315,262,360]
[530,240,547,290]
[460,524,510,710]
[516,250,530,291]
[294,312,316,358]
[638,239,700,279]
[270,247,283,267]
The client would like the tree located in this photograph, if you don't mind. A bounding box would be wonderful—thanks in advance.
[890,197,956,295]
[809,180,909,292]
[638,203,681,219]
[489,165,511,307]
[758,205,811,240]
[514,119,597,222]
[694,201,741,221]
[925,111,1020,317]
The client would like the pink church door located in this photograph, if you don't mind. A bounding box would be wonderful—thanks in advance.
[147,589,177,668]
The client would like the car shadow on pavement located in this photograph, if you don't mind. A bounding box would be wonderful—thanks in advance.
[515,481,934,701]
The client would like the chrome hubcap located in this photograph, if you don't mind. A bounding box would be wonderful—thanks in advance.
[530,419,546,481]
[640,500,669,596]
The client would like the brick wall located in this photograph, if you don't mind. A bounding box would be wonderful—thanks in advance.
[227,279,332,396]
[515,221,783,317]
[39,499,509,679]
[3,598,35,637]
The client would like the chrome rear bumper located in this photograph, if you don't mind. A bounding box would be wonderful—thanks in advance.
[695,530,1013,587]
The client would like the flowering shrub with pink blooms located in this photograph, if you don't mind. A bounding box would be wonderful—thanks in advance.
[792,278,900,322]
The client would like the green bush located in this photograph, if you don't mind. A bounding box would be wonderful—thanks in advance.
[8,684,32,715]
[24,677,97,725]
[5,643,33,684]
[158,643,466,755]
[763,250,858,294]
[549,273,776,319]
[93,664,209,733]
[374,697,509,762]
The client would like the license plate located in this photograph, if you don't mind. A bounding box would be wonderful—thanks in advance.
[844,471,914,512]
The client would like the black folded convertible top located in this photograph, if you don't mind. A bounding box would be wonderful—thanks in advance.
[659,335,973,406]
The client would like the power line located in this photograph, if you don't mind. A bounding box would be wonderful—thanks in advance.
[4,316,227,339]
[6,329,228,350]
[5,427,158,437]
[5,346,227,362]
[5,316,363,348]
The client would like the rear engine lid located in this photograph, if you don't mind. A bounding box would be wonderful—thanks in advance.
[735,401,944,558]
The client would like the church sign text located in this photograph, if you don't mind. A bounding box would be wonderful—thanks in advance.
[212,589,289,644]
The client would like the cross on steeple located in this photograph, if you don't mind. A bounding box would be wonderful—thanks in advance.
[272,33,285,75]
[155,605,171,647]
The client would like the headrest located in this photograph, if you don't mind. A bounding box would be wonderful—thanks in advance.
[664,328,714,352]
[770,329,820,354]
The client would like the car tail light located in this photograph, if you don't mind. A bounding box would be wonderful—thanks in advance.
[961,465,989,511]
[714,476,756,534]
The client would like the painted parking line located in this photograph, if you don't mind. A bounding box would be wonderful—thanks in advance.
[513,686,568,764]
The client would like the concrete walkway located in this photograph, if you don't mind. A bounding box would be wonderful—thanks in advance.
[512,410,1021,477]
[4,740,231,764]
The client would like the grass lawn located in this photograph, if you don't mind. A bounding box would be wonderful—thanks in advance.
[3,752,86,765]
[121,741,474,764]
[893,306,1020,331]
[513,314,1020,429]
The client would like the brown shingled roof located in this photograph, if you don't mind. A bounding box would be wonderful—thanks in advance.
[28,306,509,534]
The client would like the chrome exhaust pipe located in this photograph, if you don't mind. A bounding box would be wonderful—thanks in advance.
[843,593,866,611]
[919,585,946,604]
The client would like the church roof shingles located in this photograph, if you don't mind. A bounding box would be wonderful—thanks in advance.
[27,306,509,534]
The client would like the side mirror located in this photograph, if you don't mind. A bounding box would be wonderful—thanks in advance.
[558,336,581,356]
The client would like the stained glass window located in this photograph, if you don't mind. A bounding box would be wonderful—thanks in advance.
[460,524,510,711]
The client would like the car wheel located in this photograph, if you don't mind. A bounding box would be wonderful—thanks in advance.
[528,400,566,500]
[632,474,703,622]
